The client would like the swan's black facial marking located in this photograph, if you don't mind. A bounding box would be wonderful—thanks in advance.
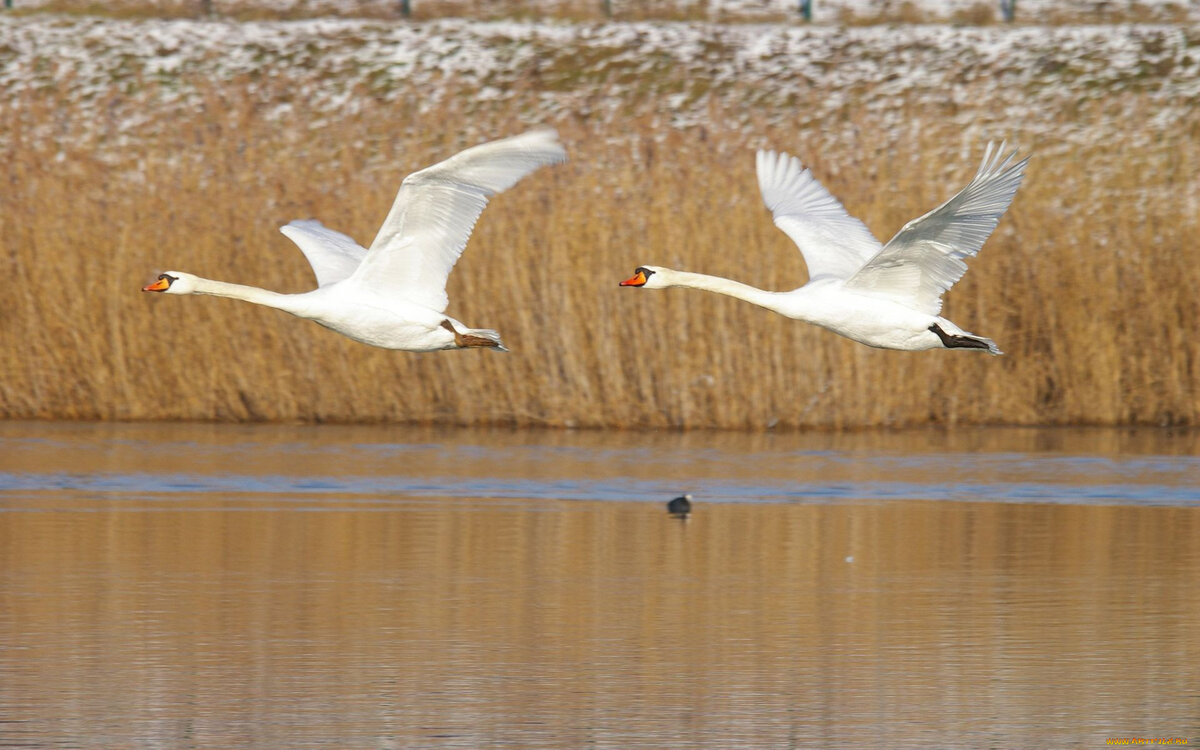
[635,267,654,279]
[159,273,177,285]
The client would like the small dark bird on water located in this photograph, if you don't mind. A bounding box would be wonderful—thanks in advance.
[667,494,693,518]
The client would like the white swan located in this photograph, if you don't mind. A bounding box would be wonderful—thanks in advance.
[621,142,1028,354]
[143,129,567,352]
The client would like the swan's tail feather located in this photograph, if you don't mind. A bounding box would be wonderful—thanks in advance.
[928,323,1002,355]
[441,320,507,352]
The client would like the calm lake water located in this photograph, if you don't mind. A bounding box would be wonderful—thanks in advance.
[1,421,1197,749]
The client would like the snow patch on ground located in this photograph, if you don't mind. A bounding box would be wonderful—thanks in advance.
[9,0,1200,20]
[2,15,1196,156]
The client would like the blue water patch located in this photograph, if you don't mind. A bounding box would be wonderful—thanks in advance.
[0,469,1197,507]
[2,424,1199,510]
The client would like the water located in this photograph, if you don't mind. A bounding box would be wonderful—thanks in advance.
[1,421,1197,749]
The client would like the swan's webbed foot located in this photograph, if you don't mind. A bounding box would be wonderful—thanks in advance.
[928,323,993,352]
[440,320,505,350]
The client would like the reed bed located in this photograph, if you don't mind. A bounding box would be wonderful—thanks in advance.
[1,76,1197,429]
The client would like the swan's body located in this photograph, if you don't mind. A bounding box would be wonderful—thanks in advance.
[144,129,567,352]
[621,142,1028,354]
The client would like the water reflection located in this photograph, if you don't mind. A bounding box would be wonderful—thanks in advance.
[0,422,1197,748]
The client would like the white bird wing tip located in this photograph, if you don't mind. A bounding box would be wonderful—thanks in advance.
[510,126,568,160]
[282,218,329,234]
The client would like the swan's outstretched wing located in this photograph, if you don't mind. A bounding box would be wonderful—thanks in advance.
[756,149,883,282]
[279,219,368,288]
[845,142,1028,315]
[350,128,567,312]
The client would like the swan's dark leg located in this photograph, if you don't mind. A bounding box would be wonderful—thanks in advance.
[928,323,992,351]
[440,319,503,349]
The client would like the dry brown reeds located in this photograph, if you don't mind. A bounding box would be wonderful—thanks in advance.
[1,78,1197,429]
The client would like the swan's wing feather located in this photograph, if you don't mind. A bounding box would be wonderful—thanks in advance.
[279,219,368,288]
[846,142,1028,315]
[756,149,883,281]
[350,128,567,312]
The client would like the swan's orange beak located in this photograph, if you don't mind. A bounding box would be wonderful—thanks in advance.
[619,270,647,287]
[142,277,170,292]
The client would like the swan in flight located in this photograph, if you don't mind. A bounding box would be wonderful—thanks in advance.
[143,128,567,352]
[621,142,1028,354]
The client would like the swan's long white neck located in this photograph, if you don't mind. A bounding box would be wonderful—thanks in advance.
[654,269,798,316]
[187,276,314,318]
